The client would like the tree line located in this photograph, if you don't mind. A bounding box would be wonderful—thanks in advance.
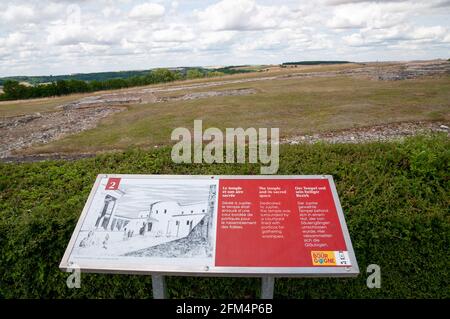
[0,70,152,86]
[0,68,225,101]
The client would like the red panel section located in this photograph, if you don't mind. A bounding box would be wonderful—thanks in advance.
[214,179,347,267]
[105,178,121,190]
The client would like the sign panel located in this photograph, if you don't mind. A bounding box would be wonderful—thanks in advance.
[60,175,359,277]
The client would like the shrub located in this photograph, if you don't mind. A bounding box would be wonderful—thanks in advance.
[0,135,448,298]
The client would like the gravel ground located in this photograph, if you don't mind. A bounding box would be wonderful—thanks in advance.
[2,120,448,163]
[0,107,124,158]
[282,121,449,145]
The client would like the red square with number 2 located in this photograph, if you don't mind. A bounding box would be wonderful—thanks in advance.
[105,178,121,190]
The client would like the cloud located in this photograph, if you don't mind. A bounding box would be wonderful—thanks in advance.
[343,24,449,47]
[328,2,411,29]
[129,3,166,20]
[0,32,28,47]
[0,31,38,62]
[0,4,37,24]
[47,24,91,46]
[325,0,450,8]
[152,25,195,42]
[102,6,122,18]
[432,0,450,7]
[196,0,300,31]
[410,26,448,42]
[325,0,408,4]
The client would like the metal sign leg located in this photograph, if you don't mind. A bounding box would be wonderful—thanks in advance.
[261,276,275,299]
[152,275,167,299]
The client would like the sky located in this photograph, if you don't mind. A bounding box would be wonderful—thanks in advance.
[95,178,215,217]
[0,0,449,77]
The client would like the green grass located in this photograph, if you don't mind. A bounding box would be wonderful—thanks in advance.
[0,135,448,298]
[0,94,85,117]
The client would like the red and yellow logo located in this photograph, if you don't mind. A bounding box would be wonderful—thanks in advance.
[311,251,336,266]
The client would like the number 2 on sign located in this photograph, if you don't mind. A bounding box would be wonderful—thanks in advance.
[105,178,121,190]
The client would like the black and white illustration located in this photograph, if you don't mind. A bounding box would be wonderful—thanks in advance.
[69,177,218,266]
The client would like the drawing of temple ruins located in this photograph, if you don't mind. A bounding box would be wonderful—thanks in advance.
[75,183,217,258]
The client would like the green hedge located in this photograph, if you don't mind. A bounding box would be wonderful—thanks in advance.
[0,135,449,298]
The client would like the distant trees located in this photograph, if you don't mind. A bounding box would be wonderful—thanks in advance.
[0,71,153,86]
[206,71,225,77]
[186,69,205,79]
[213,67,252,75]
[3,80,27,99]
[0,68,190,101]
[186,68,225,79]
[2,80,92,99]
[0,66,260,101]
[150,68,182,82]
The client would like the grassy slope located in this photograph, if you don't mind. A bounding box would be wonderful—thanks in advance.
[0,135,448,298]
[19,75,450,155]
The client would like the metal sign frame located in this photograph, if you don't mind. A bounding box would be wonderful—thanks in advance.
[60,174,359,278]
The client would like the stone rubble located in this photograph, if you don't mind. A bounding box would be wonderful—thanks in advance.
[156,88,257,102]
[282,121,450,145]
[0,107,124,158]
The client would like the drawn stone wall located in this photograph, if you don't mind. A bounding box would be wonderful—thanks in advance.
[125,184,217,258]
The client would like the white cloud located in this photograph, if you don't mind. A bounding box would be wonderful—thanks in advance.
[197,31,236,50]
[324,0,450,6]
[102,6,122,18]
[153,25,195,42]
[47,25,91,46]
[0,32,28,47]
[325,0,408,4]
[343,24,449,47]
[328,2,411,29]
[170,1,179,11]
[411,26,448,41]
[196,0,301,31]
[1,4,37,24]
[129,3,166,20]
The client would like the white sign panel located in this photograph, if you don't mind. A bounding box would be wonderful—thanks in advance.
[60,174,359,276]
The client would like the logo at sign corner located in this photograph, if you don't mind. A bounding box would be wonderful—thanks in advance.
[105,178,121,190]
[311,251,336,266]
[311,251,351,266]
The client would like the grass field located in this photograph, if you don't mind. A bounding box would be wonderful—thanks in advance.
[0,70,444,154]
[16,74,450,156]
[0,135,448,298]
[1,62,448,157]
